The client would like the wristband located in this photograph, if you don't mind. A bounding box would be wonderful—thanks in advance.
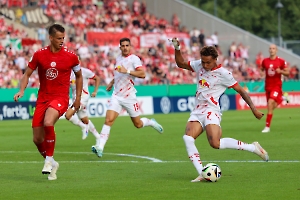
[127,69,131,74]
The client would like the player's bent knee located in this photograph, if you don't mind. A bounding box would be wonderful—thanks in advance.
[134,121,143,129]
[209,141,220,149]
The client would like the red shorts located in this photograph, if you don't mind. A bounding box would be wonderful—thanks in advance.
[32,99,68,127]
[265,89,283,105]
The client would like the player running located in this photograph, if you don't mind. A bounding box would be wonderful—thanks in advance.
[170,38,269,182]
[65,67,101,143]
[14,24,83,180]
[91,37,163,158]
[260,44,290,133]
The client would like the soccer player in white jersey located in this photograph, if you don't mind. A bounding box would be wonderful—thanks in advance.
[170,38,269,182]
[91,37,163,158]
[65,67,101,143]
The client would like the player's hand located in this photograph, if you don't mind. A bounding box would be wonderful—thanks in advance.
[65,107,76,120]
[275,68,282,74]
[169,37,180,50]
[91,92,97,97]
[106,83,113,91]
[13,91,24,102]
[72,99,81,111]
[252,109,264,120]
[116,65,126,74]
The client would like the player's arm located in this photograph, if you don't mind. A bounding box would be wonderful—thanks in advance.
[232,83,264,120]
[106,79,114,91]
[13,67,34,102]
[73,69,83,111]
[117,66,146,78]
[91,75,100,97]
[276,67,290,76]
[171,38,192,71]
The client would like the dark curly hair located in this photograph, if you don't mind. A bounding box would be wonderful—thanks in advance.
[200,46,219,59]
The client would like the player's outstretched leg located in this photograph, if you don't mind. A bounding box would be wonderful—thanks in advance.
[219,138,269,161]
[48,160,59,180]
[140,118,163,133]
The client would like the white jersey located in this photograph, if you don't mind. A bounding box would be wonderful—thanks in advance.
[113,54,142,98]
[189,60,237,113]
[70,67,95,100]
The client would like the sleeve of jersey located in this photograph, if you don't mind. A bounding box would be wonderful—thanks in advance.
[72,55,81,72]
[188,60,200,72]
[84,68,96,79]
[222,70,238,88]
[133,55,143,69]
[27,52,39,70]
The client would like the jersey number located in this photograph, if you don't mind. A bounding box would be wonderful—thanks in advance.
[133,103,139,111]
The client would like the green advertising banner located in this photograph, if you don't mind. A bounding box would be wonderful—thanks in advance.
[1,81,299,102]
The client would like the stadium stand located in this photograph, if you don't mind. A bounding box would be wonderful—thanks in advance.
[0,0,298,88]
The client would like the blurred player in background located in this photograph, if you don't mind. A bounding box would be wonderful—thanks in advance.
[13,24,83,180]
[260,44,290,133]
[170,38,269,182]
[91,38,164,158]
[65,67,101,143]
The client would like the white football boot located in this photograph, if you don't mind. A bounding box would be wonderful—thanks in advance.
[151,119,163,134]
[261,127,270,133]
[252,142,269,161]
[48,161,59,181]
[191,174,204,182]
[42,160,52,174]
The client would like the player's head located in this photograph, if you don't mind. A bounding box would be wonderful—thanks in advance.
[119,38,131,56]
[48,24,65,51]
[200,46,219,71]
[269,44,277,57]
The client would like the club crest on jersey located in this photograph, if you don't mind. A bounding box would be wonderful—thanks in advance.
[268,64,275,76]
[46,68,58,80]
[50,62,56,67]
[199,79,210,88]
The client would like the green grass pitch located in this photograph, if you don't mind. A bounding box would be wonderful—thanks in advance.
[0,108,299,200]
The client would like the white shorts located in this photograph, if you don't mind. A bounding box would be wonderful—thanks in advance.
[188,110,222,130]
[108,94,140,117]
[73,94,89,119]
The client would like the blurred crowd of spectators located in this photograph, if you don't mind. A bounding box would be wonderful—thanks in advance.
[0,0,299,89]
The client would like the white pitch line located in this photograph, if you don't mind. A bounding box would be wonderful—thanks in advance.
[0,151,163,162]
[0,151,299,163]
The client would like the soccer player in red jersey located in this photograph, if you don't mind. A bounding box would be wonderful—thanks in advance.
[260,44,289,133]
[13,24,83,180]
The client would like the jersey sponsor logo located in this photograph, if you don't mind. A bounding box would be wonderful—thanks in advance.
[268,64,275,76]
[160,97,171,114]
[50,62,56,67]
[46,68,58,80]
[199,79,210,88]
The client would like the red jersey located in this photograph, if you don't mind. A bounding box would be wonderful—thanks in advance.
[261,56,287,91]
[28,46,79,103]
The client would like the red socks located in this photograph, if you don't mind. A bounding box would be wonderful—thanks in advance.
[44,126,56,157]
[36,141,46,158]
[266,114,273,128]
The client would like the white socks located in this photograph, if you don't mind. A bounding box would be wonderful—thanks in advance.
[219,138,255,152]
[183,135,203,175]
[98,125,111,150]
[69,115,86,129]
[88,120,100,139]
[140,118,154,127]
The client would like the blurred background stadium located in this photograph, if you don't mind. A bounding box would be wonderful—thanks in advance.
[1,0,299,88]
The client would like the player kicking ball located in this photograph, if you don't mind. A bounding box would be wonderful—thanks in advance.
[170,38,269,182]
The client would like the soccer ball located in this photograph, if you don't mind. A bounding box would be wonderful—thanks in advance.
[201,163,222,182]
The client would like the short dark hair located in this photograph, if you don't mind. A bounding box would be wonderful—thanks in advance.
[48,24,65,36]
[120,38,131,45]
[200,46,218,59]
